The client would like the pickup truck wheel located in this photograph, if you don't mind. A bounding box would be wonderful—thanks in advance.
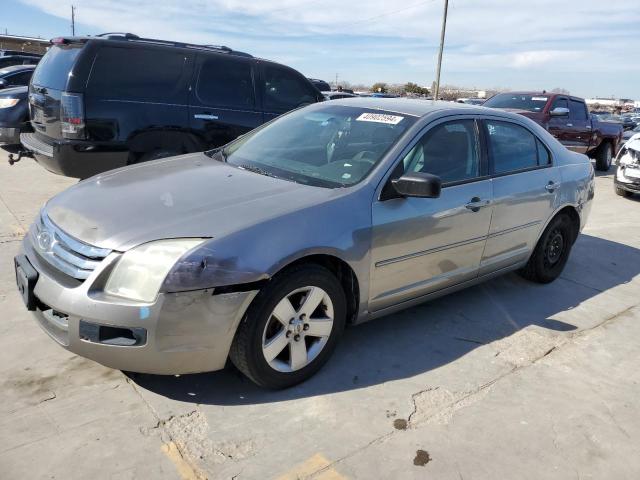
[594,142,613,171]
[229,265,346,389]
[518,213,574,284]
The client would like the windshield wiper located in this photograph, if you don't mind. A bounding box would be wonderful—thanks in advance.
[238,164,280,179]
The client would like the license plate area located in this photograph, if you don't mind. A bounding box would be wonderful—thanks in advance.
[14,255,38,311]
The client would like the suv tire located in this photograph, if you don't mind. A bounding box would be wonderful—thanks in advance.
[595,142,613,171]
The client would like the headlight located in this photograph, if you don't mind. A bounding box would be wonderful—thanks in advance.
[0,98,19,109]
[104,238,206,302]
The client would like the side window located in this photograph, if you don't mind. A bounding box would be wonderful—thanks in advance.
[401,120,480,184]
[569,99,588,121]
[196,56,255,109]
[87,46,188,103]
[551,97,568,111]
[486,121,539,174]
[263,65,318,113]
[8,71,32,86]
[536,138,551,165]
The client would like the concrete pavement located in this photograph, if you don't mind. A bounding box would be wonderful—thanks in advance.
[1,152,639,479]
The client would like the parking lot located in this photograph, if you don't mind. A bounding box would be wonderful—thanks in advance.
[1,149,640,479]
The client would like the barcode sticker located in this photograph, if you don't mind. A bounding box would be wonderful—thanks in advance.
[356,113,404,125]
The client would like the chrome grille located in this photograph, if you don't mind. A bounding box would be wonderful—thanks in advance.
[32,214,111,280]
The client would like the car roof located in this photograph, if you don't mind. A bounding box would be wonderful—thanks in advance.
[323,97,513,118]
[0,64,36,74]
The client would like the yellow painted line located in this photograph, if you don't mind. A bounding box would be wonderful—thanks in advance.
[275,453,347,480]
[161,441,206,480]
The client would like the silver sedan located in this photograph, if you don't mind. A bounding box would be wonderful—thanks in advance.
[15,99,594,388]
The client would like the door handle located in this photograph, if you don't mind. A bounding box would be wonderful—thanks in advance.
[194,113,219,120]
[545,181,559,192]
[465,197,491,212]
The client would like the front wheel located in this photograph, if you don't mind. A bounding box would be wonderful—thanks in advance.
[594,142,613,171]
[519,213,575,284]
[229,265,346,389]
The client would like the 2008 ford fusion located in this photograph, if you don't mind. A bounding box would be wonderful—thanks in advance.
[15,99,594,388]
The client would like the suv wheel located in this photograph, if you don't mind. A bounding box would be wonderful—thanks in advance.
[136,149,180,163]
[518,213,575,284]
[595,142,613,171]
[229,265,346,389]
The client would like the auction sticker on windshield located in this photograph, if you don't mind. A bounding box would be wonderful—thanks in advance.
[356,113,404,125]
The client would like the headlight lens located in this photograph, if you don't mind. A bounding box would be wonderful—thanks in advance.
[0,98,19,109]
[104,239,206,302]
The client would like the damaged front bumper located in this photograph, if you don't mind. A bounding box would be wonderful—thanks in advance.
[20,233,258,375]
[614,136,640,194]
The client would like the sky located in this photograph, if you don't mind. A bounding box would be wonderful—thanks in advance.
[3,0,640,99]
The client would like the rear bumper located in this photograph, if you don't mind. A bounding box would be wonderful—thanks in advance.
[20,132,129,179]
[0,127,20,145]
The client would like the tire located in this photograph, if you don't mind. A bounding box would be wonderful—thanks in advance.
[518,213,575,284]
[615,185,633,197]
[229,264,346,389]
[594,142,613,171]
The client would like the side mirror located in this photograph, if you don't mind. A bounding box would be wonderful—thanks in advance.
[550,107,569,117]
[391,172,441,198]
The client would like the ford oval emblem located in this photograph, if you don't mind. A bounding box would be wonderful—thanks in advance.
[37,230,53,252]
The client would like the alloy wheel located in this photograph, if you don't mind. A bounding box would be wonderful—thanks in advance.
[261,286,334,372]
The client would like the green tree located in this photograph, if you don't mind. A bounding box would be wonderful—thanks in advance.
[405,82,430,96]
[371,82,388,94]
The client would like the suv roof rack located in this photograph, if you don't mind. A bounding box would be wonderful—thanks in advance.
[94,32,253,57]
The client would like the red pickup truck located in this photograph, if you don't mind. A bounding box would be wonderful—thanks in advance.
[484,92,623,171]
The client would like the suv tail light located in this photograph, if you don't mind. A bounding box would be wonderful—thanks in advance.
[61,92,86,139]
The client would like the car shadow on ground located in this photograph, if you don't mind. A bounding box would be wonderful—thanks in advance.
[126,234,640,404]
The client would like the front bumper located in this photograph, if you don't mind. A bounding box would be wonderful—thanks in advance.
[20,132,129,179]
[614,166,640,194]
[0,127,20,145]
[20,233,258,374]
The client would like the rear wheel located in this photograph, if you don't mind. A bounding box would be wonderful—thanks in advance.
[594,142,613,171]
[133,149,181,164]
[229,265,346,389]
[519,214,575,284]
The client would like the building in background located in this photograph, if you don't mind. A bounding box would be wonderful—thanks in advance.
[0,34,49,55]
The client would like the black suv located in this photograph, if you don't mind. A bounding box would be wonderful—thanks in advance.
[22,33,324,178]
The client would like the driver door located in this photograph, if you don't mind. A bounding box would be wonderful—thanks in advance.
[369,118,493,312]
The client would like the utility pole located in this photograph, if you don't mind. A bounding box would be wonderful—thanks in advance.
[433,0,449,100]
[335,73,338,89]
[71,5,76,36]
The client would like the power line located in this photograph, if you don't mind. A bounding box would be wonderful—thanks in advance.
[344,0,437,27]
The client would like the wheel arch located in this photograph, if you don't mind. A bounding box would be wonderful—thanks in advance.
[272,254,361,325]
[536,204,582,247]
[126,129,207,163]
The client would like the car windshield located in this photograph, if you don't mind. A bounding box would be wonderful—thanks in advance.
[214,105,417,188]
[484,93,549,112]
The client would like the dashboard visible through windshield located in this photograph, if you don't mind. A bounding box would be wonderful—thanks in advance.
[212,105,418,188]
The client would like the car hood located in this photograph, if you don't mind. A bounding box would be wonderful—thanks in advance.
[44,153,338,251]
[0,85,27,99]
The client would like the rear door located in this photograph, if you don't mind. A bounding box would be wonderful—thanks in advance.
[260,63,321,122]
[189,54,261,149]
[29,44,84,140]
[480,119,560,274]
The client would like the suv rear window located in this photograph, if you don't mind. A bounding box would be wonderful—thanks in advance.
[31,45,83,90]
[87,46,188,103]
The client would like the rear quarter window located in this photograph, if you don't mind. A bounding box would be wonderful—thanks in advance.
[30,45,83,90]
[86,46,189,103]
